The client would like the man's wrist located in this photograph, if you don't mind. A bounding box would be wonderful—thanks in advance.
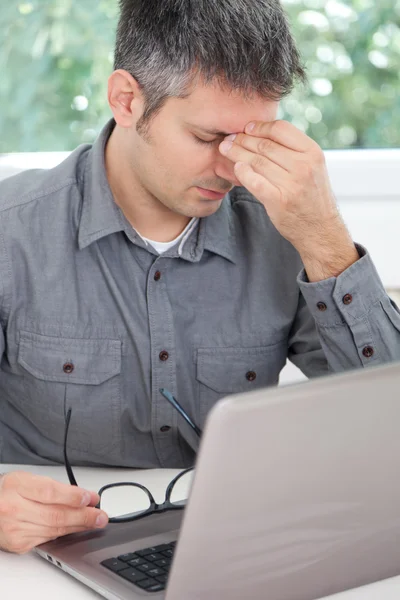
[299,234,359,283]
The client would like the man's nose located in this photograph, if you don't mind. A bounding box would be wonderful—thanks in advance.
[214,152,242,188]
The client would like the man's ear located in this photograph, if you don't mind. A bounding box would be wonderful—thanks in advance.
[108,69,144,128]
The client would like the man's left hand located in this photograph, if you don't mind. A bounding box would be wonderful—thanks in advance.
[219,120,359,281]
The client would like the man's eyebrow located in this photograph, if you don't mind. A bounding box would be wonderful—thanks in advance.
[187,124,234,137]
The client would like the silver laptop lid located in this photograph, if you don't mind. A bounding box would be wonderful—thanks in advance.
[167,361,400,600]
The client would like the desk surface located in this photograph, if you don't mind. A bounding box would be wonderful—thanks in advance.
[1,464,400,600]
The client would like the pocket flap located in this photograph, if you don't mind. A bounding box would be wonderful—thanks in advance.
[18,331,121,385]
[196,344,286,394]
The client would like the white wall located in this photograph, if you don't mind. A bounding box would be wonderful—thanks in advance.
[327,150,400,289]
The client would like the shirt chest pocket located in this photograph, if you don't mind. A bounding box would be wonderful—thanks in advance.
[196,343,287,425]
[16,330,122,459]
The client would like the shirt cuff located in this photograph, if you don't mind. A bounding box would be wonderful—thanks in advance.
[297,244,387,327]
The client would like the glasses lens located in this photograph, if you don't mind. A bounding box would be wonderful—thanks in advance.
[100,484,152,519]
[169,469,195,507]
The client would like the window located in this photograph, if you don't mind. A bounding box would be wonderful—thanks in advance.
[0,1,117,153]
[281,0,400,149]
[279,2,400,304]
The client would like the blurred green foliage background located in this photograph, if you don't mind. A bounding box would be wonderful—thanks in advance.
[1,0,399,152]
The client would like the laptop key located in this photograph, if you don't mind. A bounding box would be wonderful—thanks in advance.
[101,558,129,573]
[151,544,172,553]
[127,557,147,567]
[135,577,161,590]
[147,583,165,592]
[136,563,153,573]
[143,553,164,562]
[118,552,140,563]
[119,567,147,584]
[161,549,174,557]
[155,558,171,568]
[156,574,168,584]
[136,547,161,557]
[147,567,165,577]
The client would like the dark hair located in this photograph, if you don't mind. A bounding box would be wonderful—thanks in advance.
[114,0,306,134]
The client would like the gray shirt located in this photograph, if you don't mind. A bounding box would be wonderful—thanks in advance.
[1,119,400,468]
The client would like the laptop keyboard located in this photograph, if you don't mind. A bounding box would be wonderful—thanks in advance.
[101,541,176,593]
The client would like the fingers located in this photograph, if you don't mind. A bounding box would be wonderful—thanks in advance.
[16,496,108,531]
[87,490,102,507]
[244,120,315,152]
[219,135,291,181]
[0,474,108,555]
[0,473,109,556]
[233,162,278,207]
[2,471,100,508]
[224,133,298,173]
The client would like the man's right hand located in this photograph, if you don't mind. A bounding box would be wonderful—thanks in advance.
[0,471,109,554]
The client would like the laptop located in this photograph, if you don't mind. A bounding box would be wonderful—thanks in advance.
[36,360,400,599]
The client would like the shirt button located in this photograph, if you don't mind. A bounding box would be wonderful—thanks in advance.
[317,302,327,312]
[343,294,353,305]
[362,346,374,358]
[154,271,161,281]
[159,351,169,362]
[160,425,171,433]
[246,371,257,382]
[63,362,74,374]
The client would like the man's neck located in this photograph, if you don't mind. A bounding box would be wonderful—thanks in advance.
[105,127,191,242]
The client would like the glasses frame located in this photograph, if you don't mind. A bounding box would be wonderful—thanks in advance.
[96,468,193,523]
[63,388,201,524]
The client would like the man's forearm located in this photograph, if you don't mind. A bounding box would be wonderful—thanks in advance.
[299,229,360,283]
[302,243,360,283]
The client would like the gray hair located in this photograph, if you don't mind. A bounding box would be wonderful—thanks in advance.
[114,0,306,134]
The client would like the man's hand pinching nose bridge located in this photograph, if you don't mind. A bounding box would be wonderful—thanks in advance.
[219,119,359,281]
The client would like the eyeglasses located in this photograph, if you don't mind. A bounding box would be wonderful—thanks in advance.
[63,388,202,523]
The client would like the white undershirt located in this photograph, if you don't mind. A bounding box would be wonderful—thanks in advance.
[138,217,199,255]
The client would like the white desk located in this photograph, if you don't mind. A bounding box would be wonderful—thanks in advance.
[1,464,400,600]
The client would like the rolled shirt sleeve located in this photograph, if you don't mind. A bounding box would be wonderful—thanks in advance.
[291,244,400,376]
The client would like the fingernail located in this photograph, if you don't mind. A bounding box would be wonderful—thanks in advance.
[220,140,233,154]
[246,122,255,133]
[81,492,91,506]
[96,514,108,528]
[225,133,237,142]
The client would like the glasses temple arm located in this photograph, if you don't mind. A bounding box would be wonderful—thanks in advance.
[64,408,78,486]
[159,388,202,438]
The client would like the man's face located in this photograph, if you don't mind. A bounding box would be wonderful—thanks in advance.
[128,80,279,219]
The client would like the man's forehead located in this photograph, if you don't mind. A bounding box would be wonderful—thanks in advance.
[178,81,278,135]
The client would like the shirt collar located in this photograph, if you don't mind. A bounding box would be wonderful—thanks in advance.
[78,119,127,250]
[78,118,238,264]
[198,193,238,264]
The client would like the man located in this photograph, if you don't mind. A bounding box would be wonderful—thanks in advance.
[1,0,399,554]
